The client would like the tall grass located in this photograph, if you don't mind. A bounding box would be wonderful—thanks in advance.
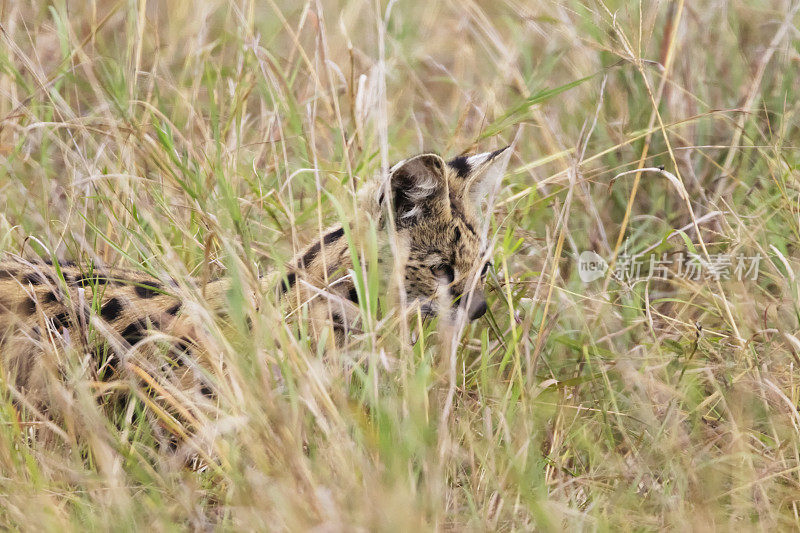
[1,0,799,529]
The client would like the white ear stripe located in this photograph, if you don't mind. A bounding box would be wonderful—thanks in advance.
[466,152,494,168]
[467,147,513,209]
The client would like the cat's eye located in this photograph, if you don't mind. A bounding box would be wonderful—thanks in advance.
[432,264,455,283]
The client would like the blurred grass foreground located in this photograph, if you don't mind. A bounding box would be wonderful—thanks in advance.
[1,1,800,530]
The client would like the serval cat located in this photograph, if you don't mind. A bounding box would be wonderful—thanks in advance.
[0,147,512,440]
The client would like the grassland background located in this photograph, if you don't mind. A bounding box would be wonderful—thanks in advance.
[1,0,799,530]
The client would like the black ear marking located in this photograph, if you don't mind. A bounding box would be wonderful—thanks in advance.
[447,156,471,178]
[488,146,510,159]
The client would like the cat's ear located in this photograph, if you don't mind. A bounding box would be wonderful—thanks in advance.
[382,153,450,227]
[448,146,513,214]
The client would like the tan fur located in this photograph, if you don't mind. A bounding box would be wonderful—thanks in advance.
[0,261,221,414]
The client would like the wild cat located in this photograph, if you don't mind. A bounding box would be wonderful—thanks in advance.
[281,147,512,339]
[0,147,512,436]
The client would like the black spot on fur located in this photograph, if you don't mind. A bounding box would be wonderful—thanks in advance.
[300,245,319,268]
[165,302,181,316]
[324,227,345,246]
[200,384,214,397]
[326,264,346,279]
[447,156,471,178]
[42,258,76,268]
[454,226,461,243]
[299,227,344,267]
[347,286,359,304]
[74,276,110,287]
[120,319,148,344]
[23,272,43,285]
[134,284,161,298]
[0,268,18,279]
[280,271,297,293]
[51,311,70,329]
[43,291,59,304]
[100,297,124,321]
[176,338,191,353]
[332,312,347,336]
[20,298,36,315]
